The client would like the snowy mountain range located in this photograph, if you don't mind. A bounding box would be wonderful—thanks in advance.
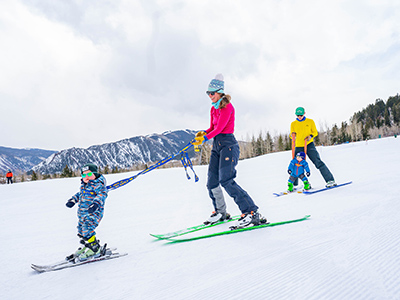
[31,129,197,175]
[0,147,56,174]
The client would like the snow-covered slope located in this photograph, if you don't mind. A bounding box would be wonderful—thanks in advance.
[1,137,399,299]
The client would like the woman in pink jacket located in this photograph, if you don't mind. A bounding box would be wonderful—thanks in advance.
[192,74,266,228]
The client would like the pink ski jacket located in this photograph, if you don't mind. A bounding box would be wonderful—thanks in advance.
[205,103,235,140]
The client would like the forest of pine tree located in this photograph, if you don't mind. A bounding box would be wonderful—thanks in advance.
[228,94,400,161]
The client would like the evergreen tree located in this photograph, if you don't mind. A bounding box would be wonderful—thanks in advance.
[265,132,273,153]
[284,134,291,150]
[384,109,391,127]
[338,122,350,143]
[361,124,369,140]
[276,135,284,152]
[61,164,73,178]
[331,124,339,144]
[103,165,110,174]
[31,171,38,181]
[255,131,264,156]
[393,103,400,125]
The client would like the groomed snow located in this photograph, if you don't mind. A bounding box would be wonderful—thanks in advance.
[1,137,399,299]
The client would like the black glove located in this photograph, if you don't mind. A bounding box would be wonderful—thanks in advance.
[88,203,99,214]
[288,170,292,175]
[306,172,310,177]
[66,199,76,208]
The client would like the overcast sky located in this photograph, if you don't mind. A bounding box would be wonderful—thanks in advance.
[1,0,399,151]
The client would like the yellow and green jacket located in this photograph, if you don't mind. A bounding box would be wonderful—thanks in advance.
[290,117,318,147]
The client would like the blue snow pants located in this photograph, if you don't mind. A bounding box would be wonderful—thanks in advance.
[206,134,258,214]
[294,142,334,185]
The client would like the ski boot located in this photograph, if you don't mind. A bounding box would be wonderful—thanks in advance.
[78,236,101,262]
[303,181,311,190]
[204,211,231,225]
[326,180,337,188]
[66,246,87,261]
[288,182,294,192]
[234,211,267,229]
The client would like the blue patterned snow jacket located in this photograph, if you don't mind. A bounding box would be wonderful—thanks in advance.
[288,158,310,177]
[71,175,108,239]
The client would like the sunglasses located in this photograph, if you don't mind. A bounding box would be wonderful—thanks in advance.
[81,172,94,178]
[206,89,221,96]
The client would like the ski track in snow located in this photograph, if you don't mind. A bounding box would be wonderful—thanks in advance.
[1,137,400,299]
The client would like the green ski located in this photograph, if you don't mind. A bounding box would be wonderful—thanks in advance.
[164,215,311,243]
[150,215,241,239]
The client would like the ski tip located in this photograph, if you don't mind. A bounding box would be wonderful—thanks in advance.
[150,234,171,240]
[31,265,46,273]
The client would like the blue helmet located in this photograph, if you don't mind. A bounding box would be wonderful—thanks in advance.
[296,152,306,159]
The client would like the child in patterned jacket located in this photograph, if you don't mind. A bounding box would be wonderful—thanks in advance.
[287,152,311,192]
[66,163,108,261]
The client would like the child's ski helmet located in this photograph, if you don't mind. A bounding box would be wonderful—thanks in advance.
[296,152,306,159]
[81,163,99,177]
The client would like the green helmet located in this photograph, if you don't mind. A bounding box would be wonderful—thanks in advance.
[295,107,305,116]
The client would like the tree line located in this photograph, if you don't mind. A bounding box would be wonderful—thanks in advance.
[198,93,400,162]
[3,94,399,182]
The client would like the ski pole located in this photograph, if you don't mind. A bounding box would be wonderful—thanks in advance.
[291,133,296,159]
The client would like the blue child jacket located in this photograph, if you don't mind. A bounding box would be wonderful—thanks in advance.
[288,159,310,177]
[71,175,108,221]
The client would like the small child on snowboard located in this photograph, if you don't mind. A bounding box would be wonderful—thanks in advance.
[66,163,108,261]
[287,152,311,192]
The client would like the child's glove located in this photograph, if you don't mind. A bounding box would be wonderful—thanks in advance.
[306,172,310,177]
[66,199,76,208]
[88,203,99,214]
[287,170,292,175]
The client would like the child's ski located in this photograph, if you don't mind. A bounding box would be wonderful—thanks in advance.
[150,215,241,239]
[273,188,302,197]
[303,181,352,195]
[31,247,127,273]
[163,215,311,243]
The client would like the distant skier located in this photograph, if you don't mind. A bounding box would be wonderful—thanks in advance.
[6,170,13,184]
[290,107,336,188]
[287,152,311,192]
[192,74,267,228]
[66,163,108,261]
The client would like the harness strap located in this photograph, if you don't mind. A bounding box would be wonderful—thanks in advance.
[180,152,199,182]
[291,133,296,159]
[106,142,196,191]
[304,138,308,160]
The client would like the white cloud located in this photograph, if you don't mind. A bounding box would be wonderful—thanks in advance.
[1,0,399,150]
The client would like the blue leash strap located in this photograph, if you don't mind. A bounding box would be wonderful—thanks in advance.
[106,142,196,191]
[180,152,199,182]
[180,153,191,180]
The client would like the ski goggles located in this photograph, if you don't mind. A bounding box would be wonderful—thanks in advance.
[206,89,222,96]
[81,172,94,178]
